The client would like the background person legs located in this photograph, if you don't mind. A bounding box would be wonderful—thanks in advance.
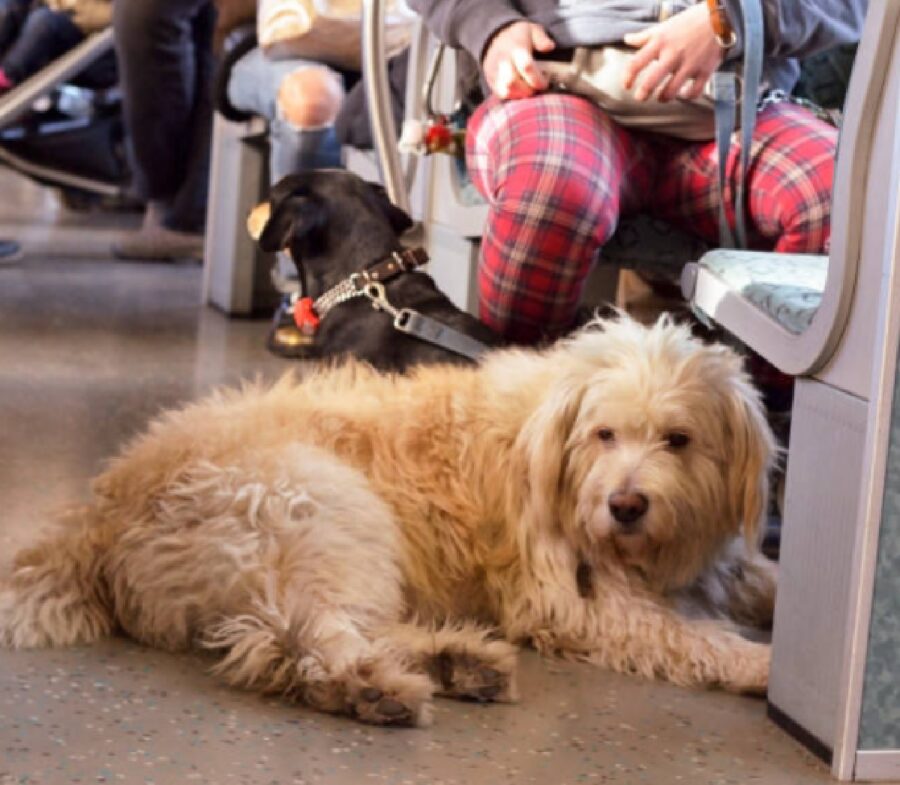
[0,5,85,92]
[466,93,653,344]
[227,47,346,355]
[650,102,837,255]
[113,0,215,260]
[466,95,837,345]
[0,0,29,61]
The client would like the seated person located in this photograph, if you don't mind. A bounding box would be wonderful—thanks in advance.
[0,0,112,94]
[410,0,865,345]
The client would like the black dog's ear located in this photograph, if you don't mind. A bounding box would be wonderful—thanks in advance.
[364,182,414,235]
[257,194,328,254]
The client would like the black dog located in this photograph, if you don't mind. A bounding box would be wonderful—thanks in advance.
[250,170,500,372]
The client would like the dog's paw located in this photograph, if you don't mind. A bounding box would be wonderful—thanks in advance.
[429,639,519,703]
[348,670,434,728]
[722,640,771,696]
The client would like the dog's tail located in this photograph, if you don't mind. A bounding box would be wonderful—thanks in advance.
[0,506,114,649]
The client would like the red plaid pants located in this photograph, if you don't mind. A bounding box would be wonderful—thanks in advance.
[466,94,838,342]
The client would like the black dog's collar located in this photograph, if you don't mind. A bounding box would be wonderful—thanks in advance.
[363,247,429,284]
[289,246,489,362]
[308,247,430,321]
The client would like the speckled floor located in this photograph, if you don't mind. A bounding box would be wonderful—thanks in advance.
[0,171,839,785]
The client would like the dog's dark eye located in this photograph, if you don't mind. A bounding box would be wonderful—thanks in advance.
[597,428,615,443]
[666,431,691,449]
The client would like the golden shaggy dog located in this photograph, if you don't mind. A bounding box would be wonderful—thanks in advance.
[0,316,777,726]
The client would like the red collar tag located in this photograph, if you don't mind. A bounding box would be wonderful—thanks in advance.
[293,296,320,336]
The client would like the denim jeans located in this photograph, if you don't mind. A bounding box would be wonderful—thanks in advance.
[228,47,346,289]
[0,0,28,59]
[227,47,343,185]
[113,0,215,232]
[0,5,83,84]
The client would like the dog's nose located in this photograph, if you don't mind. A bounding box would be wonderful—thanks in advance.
[608,491,649,527]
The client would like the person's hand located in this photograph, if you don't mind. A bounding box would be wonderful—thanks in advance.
[482,21,556,100]
[622,4,725,102]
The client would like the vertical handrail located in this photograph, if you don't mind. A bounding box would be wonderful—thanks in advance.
[361,0,410,213]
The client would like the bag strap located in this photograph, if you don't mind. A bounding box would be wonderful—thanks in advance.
[711,0,765,248]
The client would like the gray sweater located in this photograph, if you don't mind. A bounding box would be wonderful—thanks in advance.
[407,0,867,92]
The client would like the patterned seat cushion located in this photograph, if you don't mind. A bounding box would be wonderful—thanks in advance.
[698,249,829,334]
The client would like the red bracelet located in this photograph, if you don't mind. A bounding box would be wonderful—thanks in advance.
[706,0,737,48]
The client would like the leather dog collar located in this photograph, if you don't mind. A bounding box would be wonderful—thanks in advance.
[363,247,430,284]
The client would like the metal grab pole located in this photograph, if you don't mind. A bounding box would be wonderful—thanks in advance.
[361,0,411,213]
[0,28,115,131]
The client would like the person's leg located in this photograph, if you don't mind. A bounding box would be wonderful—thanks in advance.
[165,0,215,233]
[651,102,837,254]
[0,0,29,60]
[228,48,347,356]
[113,0,213,259]
[0,6,83,85]
[227,48,344,184]
[466,93,653,343]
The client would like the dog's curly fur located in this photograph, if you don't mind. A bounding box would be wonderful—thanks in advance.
[0,316,777,726]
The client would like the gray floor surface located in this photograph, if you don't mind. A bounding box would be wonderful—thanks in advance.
[0,171,847,784]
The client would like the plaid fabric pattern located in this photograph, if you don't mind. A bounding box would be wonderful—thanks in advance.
[466,96,837,343]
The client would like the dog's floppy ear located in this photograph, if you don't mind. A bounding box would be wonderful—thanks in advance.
[722,371,777,548]
[256,193,328,255]
[513,366,587,538]
[364,182,414,235]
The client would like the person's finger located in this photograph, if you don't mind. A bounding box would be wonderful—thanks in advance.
[512,46,548,91]
[623,27,653,48]
[660,63,695,102]
[633,55,675,101]
[491,57,516,98]
[494,57,535,99]
[622,38,660,89]
[531,23,556,53]
[679,74,709,101]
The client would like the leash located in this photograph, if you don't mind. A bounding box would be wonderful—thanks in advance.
[290,247,490,362]
[710,0,764,248]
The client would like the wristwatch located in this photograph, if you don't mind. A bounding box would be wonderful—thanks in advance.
[706,0,737,48]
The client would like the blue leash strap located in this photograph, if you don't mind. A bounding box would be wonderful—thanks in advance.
[711,0,765,248]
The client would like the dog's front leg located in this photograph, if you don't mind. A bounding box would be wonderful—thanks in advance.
[516,590,770,694]
[674,541,778,630]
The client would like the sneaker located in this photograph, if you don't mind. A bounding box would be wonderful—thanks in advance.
[113,227,204,261]
[0,238,22,264]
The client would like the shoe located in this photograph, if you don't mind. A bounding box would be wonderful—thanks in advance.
[265,296,319,360]
[112,225,204,261]
[0,238,22,264]
[112,201,204,261]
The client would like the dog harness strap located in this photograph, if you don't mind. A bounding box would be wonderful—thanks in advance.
[362,281,490,361]
[394,311,490,361]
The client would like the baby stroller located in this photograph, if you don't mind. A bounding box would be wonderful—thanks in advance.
[0,28,133,210]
